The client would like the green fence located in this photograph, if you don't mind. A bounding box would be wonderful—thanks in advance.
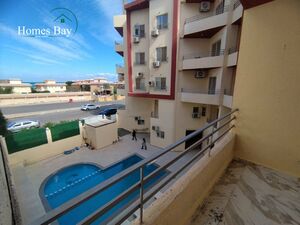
[5,128,48,154]
[50,121,80,142]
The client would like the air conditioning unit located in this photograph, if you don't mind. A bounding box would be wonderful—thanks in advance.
[148,80,155,87]
[136,72,143,78]
[153,61,161,68]
[200,1,211,12]
[133,36,140,43]
[151,29,159,37]
[192,113,201,118]
[195,70,207,79]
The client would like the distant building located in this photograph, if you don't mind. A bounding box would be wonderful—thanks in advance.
[0,79,31,94]
[72,77,113,95]
[35,80,66,93]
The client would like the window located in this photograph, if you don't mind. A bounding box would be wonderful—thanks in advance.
[155,77,166,90]
[216,0,225,15]
[135,52,145,65]
[134,24,145,37]
[138,119,145,125]
[156,47,167,62]
[23,121,32,125]
[136,78,145,90]
[157,14,168,29]
[156,130,165,139]
[193,107,200,114]
[211,40,222,56]
[14,123,21,127]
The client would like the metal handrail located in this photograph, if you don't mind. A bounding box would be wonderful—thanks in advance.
[31,109,238,225]
[181,88,223,95]
[233,0,241,10]
[183,49,225,60]
[185,5,230,24]
[228,46,239,54]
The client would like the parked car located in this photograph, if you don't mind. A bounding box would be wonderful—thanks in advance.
[99,108,117,116]
[80,104,99,111]
[7,120,40,132]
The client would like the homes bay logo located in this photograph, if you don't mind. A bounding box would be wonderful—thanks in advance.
[18,8,78,38]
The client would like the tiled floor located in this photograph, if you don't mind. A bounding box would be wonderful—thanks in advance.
[189,160,300,225]
[11,133,196,225]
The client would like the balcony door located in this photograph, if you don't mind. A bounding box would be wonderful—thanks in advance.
[208,77,216,94]
[211,40,221,56]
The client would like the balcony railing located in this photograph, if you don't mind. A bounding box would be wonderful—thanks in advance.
[31,109,238,225]
[228,46,239,54]
[185,5,230,24]
[183,49,225,60]
[233,0,241,10]
[181,88,222,95]
[151,112,159,119]
[224,89,233,96]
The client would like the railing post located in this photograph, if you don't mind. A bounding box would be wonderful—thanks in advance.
[139,166,144,224]
[209,126,215,156]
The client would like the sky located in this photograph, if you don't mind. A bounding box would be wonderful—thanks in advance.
[0,0,124,82]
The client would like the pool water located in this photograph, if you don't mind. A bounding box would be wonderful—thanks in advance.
[43,155,166,224]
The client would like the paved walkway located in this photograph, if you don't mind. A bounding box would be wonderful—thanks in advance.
[11,133,196,225]
[189,160,300,225]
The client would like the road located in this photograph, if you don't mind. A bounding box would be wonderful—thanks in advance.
[1,100,124,115]
[1,100,125,125]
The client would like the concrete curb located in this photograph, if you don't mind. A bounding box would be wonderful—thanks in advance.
[5,107,79,119]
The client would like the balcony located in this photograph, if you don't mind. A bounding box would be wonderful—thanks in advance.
[21,109,300,225]
[232,0,243,24]
[116,64,125,74]
[227,47,239,67]
[114,41,124,57]
[184,5,230,38]
[113,15,126,36]
[180,88,221,105]
[223,95,233,108]
[183,50,224,70]
[151,111,159,119]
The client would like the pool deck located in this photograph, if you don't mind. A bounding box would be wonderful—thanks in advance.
[11,133,196,225]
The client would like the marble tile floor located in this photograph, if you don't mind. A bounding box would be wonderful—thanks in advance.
[189,160,300,225]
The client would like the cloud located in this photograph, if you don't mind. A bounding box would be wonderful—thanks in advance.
[5,46,64,65]
[0,23,89,61]
[88,0,123,46]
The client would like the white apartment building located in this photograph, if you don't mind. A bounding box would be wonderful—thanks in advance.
[35,80,66,93]
[115,0,243,150]
[0,79,32,94]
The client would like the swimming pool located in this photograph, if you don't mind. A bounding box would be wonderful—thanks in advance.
[41,154,167,224]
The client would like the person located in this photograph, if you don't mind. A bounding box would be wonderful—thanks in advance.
[141,138,147,150]
[132,129,137,141]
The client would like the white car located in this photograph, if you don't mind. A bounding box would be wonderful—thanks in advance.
[7,120,40,133]
[80,104,99,111]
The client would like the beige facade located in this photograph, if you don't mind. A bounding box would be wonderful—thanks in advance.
[0,79,31,94]
[35,80,66,93]
[114,0,242,150]
[233,0,300,177]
